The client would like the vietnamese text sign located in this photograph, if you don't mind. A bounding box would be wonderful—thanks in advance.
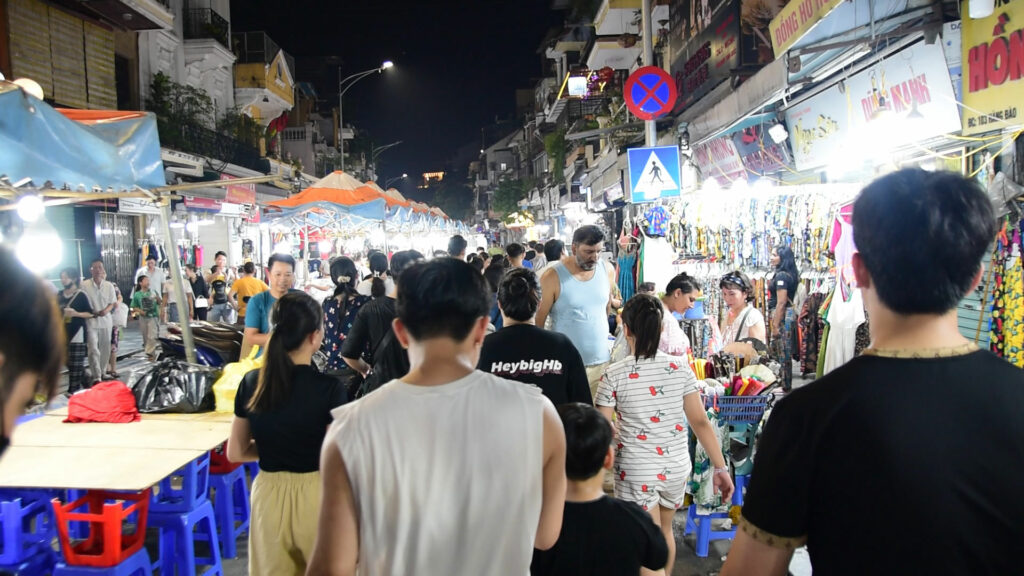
[785,42,961,171]
[961,1,1024,135]
[221,174,256,205]
[671,3,741,114]
[628,146,682,202]
[768,0,844,58]
[731,124,793,175]
[693,136,746,183]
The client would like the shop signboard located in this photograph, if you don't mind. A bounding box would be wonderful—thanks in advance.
[669,0,733,63]
[768,0,844,59]
[183,196,222,211]
[118,197,160,215]
[784,41,961,171]
[730,124,793,175]
[942,21,962,104]
[692,136,746,182]
[627,146,682,202]
[671,2,742,114]
[221,175,257,205]
[960,1,1024,135]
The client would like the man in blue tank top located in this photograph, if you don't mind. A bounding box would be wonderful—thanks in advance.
[537,225,619,399]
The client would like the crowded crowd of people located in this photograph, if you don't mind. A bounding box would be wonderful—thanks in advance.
[0,168,1022,575]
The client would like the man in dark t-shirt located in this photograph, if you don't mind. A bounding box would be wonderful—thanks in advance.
[478,268,592,405]
[722,169,1024,576]
[532,403,666,575]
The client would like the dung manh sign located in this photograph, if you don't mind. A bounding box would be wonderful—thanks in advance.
[961,0,1024,135]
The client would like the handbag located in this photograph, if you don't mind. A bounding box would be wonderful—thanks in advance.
[194,297,209,308]
[112,302,130,328]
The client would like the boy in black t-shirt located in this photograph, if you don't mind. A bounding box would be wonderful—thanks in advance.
[532,403,667,576]
[722,169,1024,576]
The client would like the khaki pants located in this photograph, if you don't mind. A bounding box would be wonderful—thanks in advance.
[87,326,111,381]
[249,470,321,576]
[139,317,158,357]
[585,362,609,401]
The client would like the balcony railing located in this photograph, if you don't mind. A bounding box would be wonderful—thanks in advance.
[162,121,269,174]
[183,8,230,51]
[233,31,295,78]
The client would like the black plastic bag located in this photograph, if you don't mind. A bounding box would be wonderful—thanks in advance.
[131,358,218,413]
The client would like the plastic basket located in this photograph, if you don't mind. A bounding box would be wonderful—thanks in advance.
[702,394,770,424]
[52,490,149,567]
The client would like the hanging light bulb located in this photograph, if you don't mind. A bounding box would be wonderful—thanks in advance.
[701,178,721,193]
[16,215,62,273]
[731,178,749,192]
[16,195,44,222]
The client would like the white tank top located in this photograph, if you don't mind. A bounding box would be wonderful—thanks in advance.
[328,371,549,576]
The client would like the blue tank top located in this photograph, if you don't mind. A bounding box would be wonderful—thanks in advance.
[550,259,611,366]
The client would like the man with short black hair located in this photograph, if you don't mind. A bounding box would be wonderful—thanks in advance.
[532,403,668,576]
[722,169,1024,576]
[309,258,566,576]
[537,226,616,396]
[447,234,468,259]
[134,254,165,296]
[541,239,564,274]
[206,250,237,285]
[506,242,527,268]
[242,254,299,357]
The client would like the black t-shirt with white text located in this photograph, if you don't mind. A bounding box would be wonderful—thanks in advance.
[478,323,592,406]
[740,348,1024,575]
[531,495,667,576]
[234,365,347,472]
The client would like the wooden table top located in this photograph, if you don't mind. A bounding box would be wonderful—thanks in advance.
[0,410,235,492]
[0,446,209,491]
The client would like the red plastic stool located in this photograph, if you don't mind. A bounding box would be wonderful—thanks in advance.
[51,490,150,568]
[208,443,242,475]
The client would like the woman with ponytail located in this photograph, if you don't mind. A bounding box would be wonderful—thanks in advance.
[356,251,392,298]
[321,257,370,377]
[478,267,592,404]
[228,291,348,575]
[595,293,733,576]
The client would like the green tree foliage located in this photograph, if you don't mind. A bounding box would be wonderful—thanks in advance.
[432,180,474,221]
[216,107,263,148]
[545,129,567,185]
[492,178,528,217]
[145,72,215,149]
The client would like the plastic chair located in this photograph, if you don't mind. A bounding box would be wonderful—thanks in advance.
[683,504,736,558]
[150,453,211,513]
[0,545,56,576]
[244,462,259,483]
[732,474,750,506]
[0,491,57,565]
[53,547,152,576]
[208,465,250,559]
[52,491,149,568]
[148,499,223,576]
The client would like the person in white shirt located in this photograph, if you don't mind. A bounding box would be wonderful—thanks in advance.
[80,258,118,383]
[161,269,194,323]
[134,254,165,296]
[308,258,566,576]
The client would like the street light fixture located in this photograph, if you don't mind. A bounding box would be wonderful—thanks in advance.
[385,173,408,188]
[338,60,395,172]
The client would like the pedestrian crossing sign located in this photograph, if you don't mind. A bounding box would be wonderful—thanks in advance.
[627,145,681,202]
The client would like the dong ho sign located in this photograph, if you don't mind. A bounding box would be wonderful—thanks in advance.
[961,0,1024,135]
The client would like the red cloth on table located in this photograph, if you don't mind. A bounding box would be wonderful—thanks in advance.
[64,381,140,423]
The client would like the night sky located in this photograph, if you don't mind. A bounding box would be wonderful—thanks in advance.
[231,0,563,197]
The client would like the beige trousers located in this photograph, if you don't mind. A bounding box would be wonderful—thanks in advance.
[248,470,321,576]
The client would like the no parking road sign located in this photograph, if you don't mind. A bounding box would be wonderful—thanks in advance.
[624,66,677,120]
[628,146,681,202]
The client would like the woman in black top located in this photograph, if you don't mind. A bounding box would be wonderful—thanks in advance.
[185,264,209,321]
[769,246,800,390]
[58,268,93,393]
[228,291,347,575]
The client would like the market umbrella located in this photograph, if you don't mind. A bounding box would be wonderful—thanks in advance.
[0,84,165,190]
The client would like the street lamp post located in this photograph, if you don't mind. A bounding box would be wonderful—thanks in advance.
[385,173,408,188]
[370,140,403,180]
[338,60,394,172]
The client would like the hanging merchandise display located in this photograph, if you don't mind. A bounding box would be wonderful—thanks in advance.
[989,220,1024,367]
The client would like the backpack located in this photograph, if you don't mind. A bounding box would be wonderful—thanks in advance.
[357,325,409,398]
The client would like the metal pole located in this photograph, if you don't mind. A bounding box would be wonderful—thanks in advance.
[339,67,345,173]
[158,199,197,364]
[642,0,656,147]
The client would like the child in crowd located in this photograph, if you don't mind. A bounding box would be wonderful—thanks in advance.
[596,293,734,576]
[532,402,668,576]
[129,275,161,361]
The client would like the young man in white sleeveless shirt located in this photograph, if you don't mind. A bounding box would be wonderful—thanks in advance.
[309,258,566,576]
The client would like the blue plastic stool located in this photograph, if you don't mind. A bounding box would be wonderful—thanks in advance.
[150,453,211,514]
[0,546,56,576]
[208,466,250,559]
[732,474,750,506]
[0,492,57,565]
[53,547,152,576]
[683,505,736,558]
[244,462,259,482]
[149,499,222,576]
